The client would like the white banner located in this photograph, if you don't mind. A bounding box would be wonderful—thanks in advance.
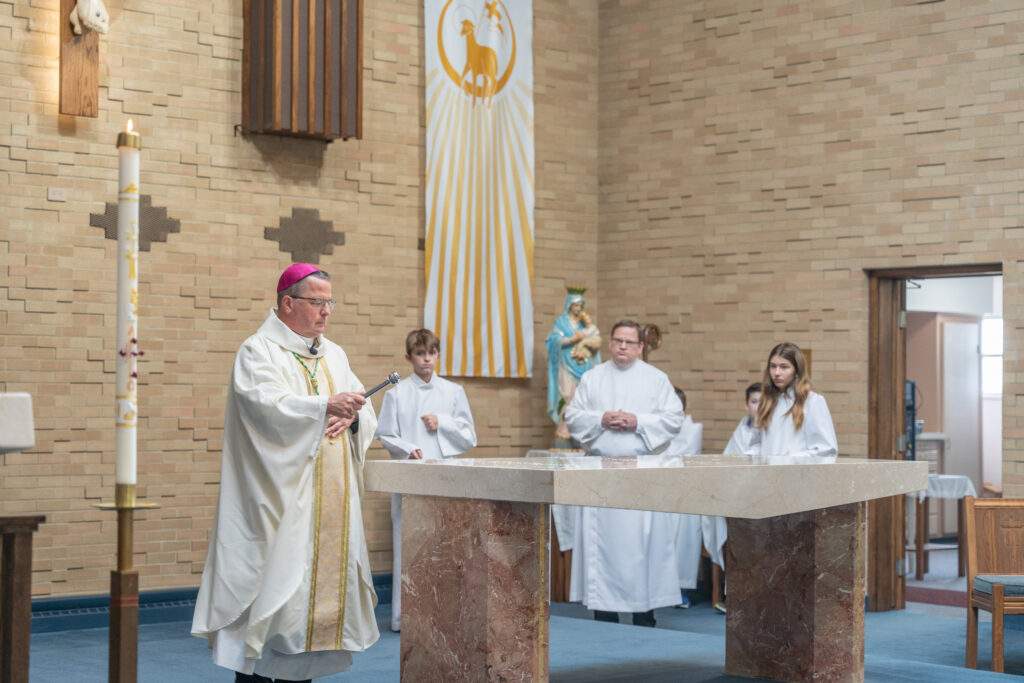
[424,0,534,378]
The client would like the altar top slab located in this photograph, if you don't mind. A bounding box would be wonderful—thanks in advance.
[365,454,928,518]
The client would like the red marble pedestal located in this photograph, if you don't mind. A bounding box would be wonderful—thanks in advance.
[725,502,866,683]
[400,495,549,682]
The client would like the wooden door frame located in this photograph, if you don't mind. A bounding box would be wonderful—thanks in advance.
[865,263,1001,611]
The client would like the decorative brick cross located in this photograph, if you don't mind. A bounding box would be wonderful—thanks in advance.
[264,208,345,264]
[89,195,181,252]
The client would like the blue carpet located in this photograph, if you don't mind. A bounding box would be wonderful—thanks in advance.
[29,603,1023,681]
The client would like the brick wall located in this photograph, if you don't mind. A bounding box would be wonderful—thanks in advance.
[10,0,1022,600]
[0,0,598,596]
[596,1,1024,493]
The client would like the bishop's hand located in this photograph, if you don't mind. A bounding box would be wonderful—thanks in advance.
[325,414,354,438]
[327,391,366,419]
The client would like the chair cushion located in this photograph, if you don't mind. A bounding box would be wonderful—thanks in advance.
[974,575,1024,597]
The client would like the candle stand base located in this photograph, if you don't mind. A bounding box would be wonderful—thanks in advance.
[93,492,159,683]
[109,569,138,683]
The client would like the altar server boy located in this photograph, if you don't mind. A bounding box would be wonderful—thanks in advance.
[375,329,477,631]
[723,382,761,456]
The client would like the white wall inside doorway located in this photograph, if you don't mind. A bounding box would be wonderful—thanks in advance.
[906,275,1002,491]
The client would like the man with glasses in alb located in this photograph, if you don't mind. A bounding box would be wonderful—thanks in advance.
[564,319,685,628]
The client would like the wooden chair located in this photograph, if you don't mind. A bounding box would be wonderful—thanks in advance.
[965,496,1024,672]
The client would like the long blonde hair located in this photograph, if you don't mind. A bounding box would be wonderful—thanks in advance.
[755,342,812,431]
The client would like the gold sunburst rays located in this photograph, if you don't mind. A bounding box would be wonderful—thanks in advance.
[424,65,534,377]
[494,102,528,378]
[424,88,461,290]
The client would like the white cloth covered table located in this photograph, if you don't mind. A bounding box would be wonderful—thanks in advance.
[907,473,977,581]
[916,473,977,501]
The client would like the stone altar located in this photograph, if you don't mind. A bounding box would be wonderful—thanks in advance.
[366,454,927,683]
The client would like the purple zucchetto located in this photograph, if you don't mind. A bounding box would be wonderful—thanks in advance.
[276,263,320,293]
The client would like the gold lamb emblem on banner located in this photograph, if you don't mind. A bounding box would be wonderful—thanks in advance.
[438,0,516,106]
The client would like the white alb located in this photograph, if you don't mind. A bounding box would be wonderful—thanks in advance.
[564,359,684,612]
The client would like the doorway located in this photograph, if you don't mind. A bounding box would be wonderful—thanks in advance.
[904,275,1002,593]
[865,264,1002,612]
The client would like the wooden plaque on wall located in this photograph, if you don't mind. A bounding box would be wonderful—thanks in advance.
[59,0,99,118]
[242,0,362,141]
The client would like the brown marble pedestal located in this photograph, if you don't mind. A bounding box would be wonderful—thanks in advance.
[400,495,549,682]
[725,502,866,683]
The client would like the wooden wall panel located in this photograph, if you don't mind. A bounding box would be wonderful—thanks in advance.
[243,0,361,141]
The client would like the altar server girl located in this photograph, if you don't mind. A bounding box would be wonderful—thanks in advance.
[747,342,837,458]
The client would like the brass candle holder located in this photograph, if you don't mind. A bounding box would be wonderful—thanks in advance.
[94,485,159,683]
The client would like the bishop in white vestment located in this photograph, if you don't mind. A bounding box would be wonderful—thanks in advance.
[375,329,476,632]
[565,321,683,625]
[192,265,379,681]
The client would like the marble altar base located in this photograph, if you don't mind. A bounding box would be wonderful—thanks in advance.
[726,502,866,682]
[400,495,549,682]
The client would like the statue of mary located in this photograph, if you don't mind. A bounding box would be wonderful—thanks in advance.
[545,287,601,444]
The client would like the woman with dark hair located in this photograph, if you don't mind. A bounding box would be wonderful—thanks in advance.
[747,342,837,458]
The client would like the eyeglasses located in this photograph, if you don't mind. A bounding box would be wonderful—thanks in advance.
[610,337,641,347]
[290,296,337,311]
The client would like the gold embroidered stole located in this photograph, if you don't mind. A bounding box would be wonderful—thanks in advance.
[293,357,352,652]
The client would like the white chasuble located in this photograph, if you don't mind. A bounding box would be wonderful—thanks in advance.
[564,360,684,612]
[746,390,838,458]
[192,311,379,679]
[374,373,477,630]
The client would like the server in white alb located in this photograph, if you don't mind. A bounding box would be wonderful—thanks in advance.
[746,343,837,458]
[564,320,684,628]
[374,328,477,633]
